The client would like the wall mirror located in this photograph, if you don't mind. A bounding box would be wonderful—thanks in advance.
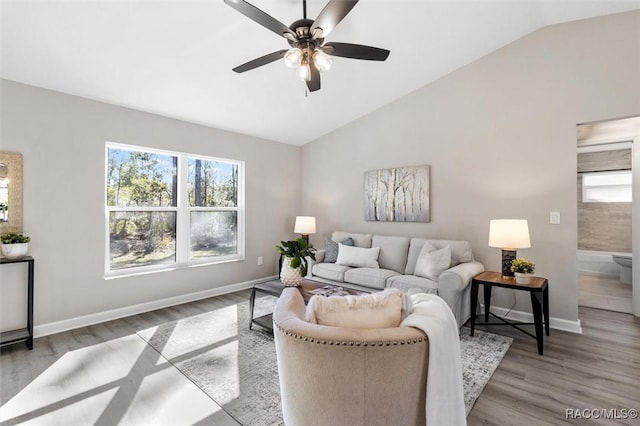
[0,151,23,234]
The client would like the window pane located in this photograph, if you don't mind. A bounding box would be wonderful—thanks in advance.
[107,148,177,207]
[190,211,237,259]
[109,211,176,270]
[187,158,238,207]
[584,186,632,202]
[583,171,632,203]
[583,172,632,187]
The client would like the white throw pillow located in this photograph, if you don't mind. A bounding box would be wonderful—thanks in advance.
[336,244,380,268]
[414,245,451,280]
[305,288,404,329]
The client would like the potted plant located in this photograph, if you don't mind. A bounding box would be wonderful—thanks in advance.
[511,258,535,284]
[1,232,31,259]
[276,238,316,287]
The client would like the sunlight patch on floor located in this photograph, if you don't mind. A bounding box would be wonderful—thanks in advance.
[0,334,235,425]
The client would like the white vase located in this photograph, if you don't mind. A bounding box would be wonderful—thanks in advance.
[1,243,29,259]
[280,256,303,287]
[514,272,533,285]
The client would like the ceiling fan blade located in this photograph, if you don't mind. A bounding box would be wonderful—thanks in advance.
[224,0,297,40]
[310,0,359,40]
[306,60,321,92]
[322,42,390,61]
[232,50,287,73]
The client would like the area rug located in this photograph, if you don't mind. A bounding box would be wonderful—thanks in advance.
[137,297,512,425]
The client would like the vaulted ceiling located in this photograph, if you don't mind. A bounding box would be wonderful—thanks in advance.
[2,0,639,145]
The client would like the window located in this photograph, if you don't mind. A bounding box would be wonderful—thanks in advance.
[582,170,632,203]
[106,143,243,276]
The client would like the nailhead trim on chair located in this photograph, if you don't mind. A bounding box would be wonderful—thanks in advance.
[273,322,427,346]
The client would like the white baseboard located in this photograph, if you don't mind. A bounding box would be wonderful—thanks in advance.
[34,275,278,338]
[480,304,583,334]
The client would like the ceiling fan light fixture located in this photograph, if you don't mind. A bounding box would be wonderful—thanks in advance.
[313,49,332,72]
[284,48,303,68]
[297,63,311,81]
[226,0,391,92]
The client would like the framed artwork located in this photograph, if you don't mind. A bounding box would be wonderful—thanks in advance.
[364,165,430,222]
[0,151,23,234]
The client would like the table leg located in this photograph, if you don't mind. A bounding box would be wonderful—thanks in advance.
[249,288,257,330]
[530,291,544,355]
[470,281,478,336]
[27,259,34,350]
[484,285,492,322]
[543,286,550,336]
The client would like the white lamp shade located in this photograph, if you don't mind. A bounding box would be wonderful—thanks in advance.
[488,219,531,249]
[294,216,316,234]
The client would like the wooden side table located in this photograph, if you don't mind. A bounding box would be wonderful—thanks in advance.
[0,256,35,350]
[470,271,549,355]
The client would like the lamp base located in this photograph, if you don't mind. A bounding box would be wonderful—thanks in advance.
[300,234,309,245]
[501,249,517,279]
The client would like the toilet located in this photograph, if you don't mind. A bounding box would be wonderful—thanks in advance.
[612,254,632,284]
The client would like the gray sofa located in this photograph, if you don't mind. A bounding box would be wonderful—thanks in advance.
[307,231,485,327]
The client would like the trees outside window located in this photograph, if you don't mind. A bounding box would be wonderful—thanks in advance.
[106,144,243,275]
[187,158,239,259]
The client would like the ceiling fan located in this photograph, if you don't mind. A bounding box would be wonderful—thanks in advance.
[224,0,390,92]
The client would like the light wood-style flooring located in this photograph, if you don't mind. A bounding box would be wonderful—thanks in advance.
[578,274,633,314]
[2,290,639,425]
[469,307,640,425]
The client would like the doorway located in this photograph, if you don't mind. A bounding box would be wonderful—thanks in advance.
[576,117,640,314]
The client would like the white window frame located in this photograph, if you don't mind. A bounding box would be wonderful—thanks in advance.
[582,170,632,203]
[105,142,245,278]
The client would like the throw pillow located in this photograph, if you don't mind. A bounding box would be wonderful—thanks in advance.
[414,245,451,280]
[335,244,380,268]
[324,237,355,263]
[305,288,404,329]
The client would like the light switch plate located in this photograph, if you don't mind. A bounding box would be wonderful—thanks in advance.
[550,211,561,224]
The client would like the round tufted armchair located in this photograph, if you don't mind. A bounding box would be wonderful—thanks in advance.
[273,288,430,426]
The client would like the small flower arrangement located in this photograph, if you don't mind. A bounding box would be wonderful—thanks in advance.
[511,258,535,274]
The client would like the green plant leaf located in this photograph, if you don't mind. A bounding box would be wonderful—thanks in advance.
[290,256,301,268]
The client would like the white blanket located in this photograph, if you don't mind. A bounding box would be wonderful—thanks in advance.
[401,293,466,426]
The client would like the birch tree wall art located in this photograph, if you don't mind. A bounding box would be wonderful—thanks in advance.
[364,165,430,222]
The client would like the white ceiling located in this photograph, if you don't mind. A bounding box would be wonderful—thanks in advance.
[2,0,640,146]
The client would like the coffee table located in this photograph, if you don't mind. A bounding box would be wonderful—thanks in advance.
[249,279,367,332]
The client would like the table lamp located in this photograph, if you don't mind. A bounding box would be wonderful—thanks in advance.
[294,216,316,244]
[488,219,531,279]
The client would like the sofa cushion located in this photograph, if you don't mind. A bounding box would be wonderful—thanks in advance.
[415,245,451,280]
[305,288,404,329]
[331,231,373,248]
[336,245,380,268]
[405,238,474,274]
[387,275,438,295]
[344,267,399,289]
[324,237,354,263]
[371,235,411,273]
[312,263,352,282]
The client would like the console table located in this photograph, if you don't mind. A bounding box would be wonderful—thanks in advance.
[0,256,35,350]
[470,271,549,355]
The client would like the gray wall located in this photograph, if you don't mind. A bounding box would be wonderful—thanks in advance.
[301,11,640,324]
[0,80,300,329]
[577,149,632,252]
